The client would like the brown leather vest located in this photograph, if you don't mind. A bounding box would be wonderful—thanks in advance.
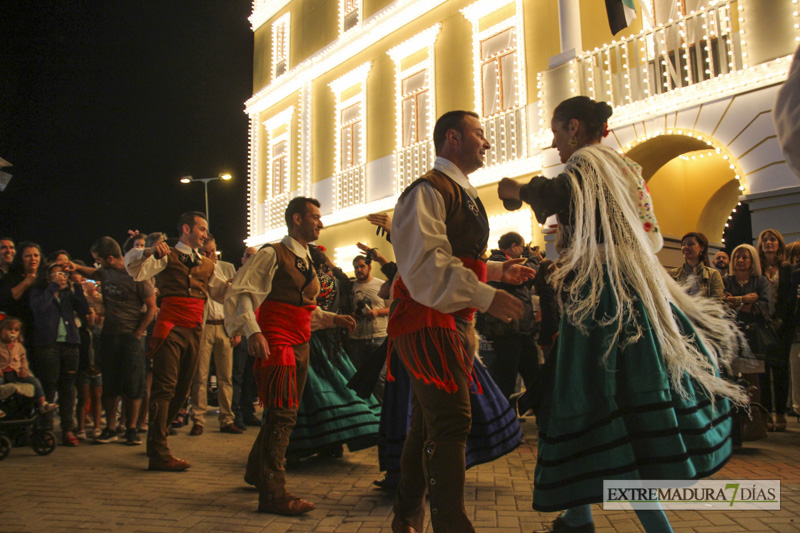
[401,169,490,259]
[264,242,319,307]
[156,247,215,300]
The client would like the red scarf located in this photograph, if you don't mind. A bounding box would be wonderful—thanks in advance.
[254,300,314,408]
[387,257,486,393]
[148,297,205,356]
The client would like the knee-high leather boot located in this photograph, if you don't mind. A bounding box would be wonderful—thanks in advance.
[255,408,315,516]
[424,438,474,533]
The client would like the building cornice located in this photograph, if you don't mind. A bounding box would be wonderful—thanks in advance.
[250,0,291,31]
[245,0,448,116]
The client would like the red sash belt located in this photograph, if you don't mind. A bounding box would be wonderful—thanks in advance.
[253,300,314,408]
[387,256,487,393]
[148,297,205,356]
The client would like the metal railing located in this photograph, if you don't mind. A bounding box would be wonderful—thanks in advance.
[335,163,366,210]
[575,0,742,108]
[395,140,434,193]
[483,105,526,168]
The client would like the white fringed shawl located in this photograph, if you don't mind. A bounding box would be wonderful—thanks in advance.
[552,144,747,405]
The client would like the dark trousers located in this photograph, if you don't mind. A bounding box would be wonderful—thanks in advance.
[348,336,387,400]
[489,333,539,400]
[760,360,790,415]
[245,343,310,503]
[231,337,257,420]
[33,343,79,434]
[147,325,202,461]
[394,322,475,533]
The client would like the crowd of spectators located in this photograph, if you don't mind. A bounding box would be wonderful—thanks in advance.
[1,224,798,452]
[0,232,260,449]
[669,229,800,439]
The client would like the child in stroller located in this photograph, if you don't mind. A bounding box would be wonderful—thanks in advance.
[0,316,58,415]
[0,316,59,459]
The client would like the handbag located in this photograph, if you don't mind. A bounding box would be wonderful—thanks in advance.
[739,401,769,441]
[742,303,781,361]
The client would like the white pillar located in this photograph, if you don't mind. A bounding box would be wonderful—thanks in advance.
[557,0,582,55]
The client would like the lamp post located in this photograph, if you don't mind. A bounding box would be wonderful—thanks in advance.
[179,173,232,225]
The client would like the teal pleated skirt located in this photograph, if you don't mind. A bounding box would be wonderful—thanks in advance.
[533,276,732,512]
[287,330,381,457]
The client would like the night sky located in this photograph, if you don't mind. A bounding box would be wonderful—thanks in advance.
[0,2,254,264]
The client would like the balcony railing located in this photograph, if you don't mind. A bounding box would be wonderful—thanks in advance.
[574,0,742,108]
[483,105,526,168]
[395,140,434,193]
[335,163,366,210]
[261,191,291,233]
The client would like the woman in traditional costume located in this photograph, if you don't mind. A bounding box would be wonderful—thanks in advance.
[285,245,381,463]
[498,96,746,533]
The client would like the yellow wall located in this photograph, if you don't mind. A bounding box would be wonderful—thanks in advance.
[295,0,339,65]
[364,0,395,19]
[433,8,476,114]
[366,54,396,162]
[523,0,560,97]
[647,153,736,238]
[253,25,272,93]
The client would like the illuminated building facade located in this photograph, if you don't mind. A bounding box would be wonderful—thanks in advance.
[245,0,800,269]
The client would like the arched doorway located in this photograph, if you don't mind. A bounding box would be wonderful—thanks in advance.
[625,134,742,267]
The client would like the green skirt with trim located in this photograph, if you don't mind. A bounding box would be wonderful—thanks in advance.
[533,275,732,512]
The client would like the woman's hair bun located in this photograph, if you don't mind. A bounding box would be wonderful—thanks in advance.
[594,101,613,122]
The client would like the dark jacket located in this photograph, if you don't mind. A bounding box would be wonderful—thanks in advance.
[0,272,37,348]
[476,249,535,337]
[29,281,90,346]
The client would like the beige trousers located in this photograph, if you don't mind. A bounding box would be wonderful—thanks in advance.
[190,323,234,427]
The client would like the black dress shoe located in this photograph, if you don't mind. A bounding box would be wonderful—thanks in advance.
[234,420,247,431]
[535,515,595,533]
[243,414,262,426]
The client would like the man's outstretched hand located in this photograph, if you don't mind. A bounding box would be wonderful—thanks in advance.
[334,314,357,334]
[501,258,535,284]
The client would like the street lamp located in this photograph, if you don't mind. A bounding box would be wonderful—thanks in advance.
[179,173,232,225]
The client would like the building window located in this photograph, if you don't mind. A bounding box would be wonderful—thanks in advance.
[341,0,360,32]
[339,102,362,170]
[480,28,517,117]
[272,13,290,79]
[269,139,288,196]
[401,70,430,147]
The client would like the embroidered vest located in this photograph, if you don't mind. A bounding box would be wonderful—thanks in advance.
[263,242,319,307]
[155,248,215,301]
[401,169,490,259]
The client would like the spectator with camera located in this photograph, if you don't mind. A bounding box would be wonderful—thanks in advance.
[348,254,389,400]
[29,261,90,447]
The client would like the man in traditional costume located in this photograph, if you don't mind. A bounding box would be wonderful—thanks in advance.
[225,197,356,516]
[389,110,533,533]
[126,211,227,471]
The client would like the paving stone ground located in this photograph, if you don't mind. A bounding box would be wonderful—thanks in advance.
[1,411,799,532]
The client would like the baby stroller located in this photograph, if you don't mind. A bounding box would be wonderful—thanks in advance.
[0,382,57,460]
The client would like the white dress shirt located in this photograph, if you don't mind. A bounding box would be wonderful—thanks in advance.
[224,235,336,339]
[206,260,235,321]
[391,157,504,314]
[124,241,228,302]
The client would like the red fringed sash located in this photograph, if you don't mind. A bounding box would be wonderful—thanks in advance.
[148,297,205,356]
[387,257,487,393]
[254,300,314,408]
